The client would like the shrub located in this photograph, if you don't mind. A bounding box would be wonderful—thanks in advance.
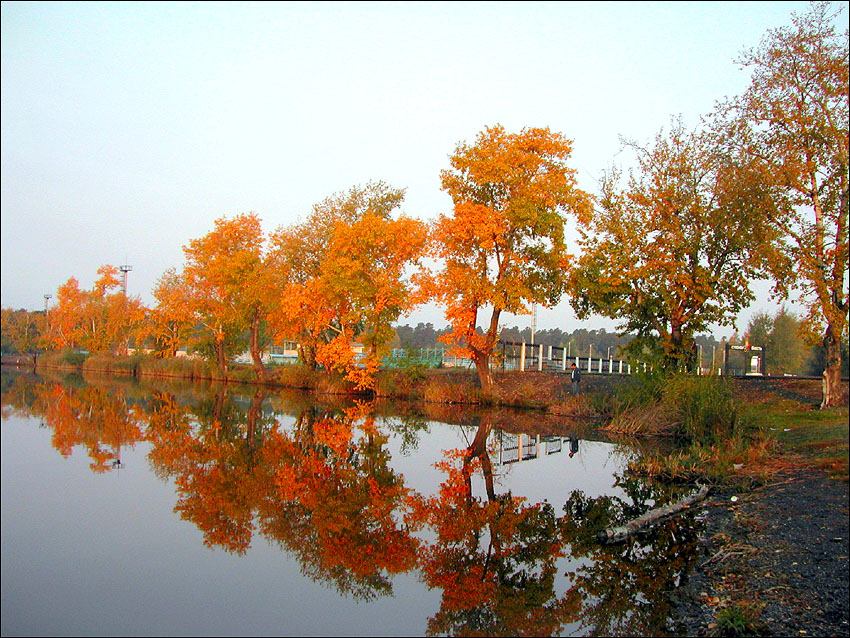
[422,372,482,405]
[374,368,426,399]
[271,363,319,389]
[136,356,214,380]
[615,367,667,410]
[38,349,88,369]
[82,353,144,375]
[714,602,769,637]
[662,374,744,444]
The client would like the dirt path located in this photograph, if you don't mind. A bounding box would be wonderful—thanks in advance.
[669,470,849,636]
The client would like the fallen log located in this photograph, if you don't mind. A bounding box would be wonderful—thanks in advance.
[597,484,710,544]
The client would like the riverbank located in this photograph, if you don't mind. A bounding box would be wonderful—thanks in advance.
[670,470,849,637]
[668,378,849,637]
[1,352,628,411]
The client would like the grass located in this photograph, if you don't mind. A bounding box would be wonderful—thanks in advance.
[712,602,769,637]
[744,398,849,480]
[604,374,777,486]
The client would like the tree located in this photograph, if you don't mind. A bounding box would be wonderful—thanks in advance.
[430,125,592,393]
[182,213,265,377]
[746,307,811,376]
[724,1,848,406]
[1,308,44,356]
[43,266,146,354]
[145,268,196,358]
[569,120,776,368]
[770,307,811,375]
[745,310,774,350]
[268,182,426,390]
[319,210,427,389]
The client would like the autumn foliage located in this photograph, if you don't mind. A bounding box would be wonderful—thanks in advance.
[427,125,592,393]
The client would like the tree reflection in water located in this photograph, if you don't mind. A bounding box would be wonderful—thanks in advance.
[1,370,703,636]
[415,419,581,636]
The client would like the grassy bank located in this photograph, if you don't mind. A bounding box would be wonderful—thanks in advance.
[603,371,849,485]
[23,350,608,410]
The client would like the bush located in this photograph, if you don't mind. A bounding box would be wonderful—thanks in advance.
[37,349,89,369]
[615,367,667,410]
[374,367,426,399]
[714,602,769,637]
[608,373,750,444]
[82,353,145,375]
[422,372,482,405]
[136,355,214,379]
[663,374,743,444]
[270,363,319,389]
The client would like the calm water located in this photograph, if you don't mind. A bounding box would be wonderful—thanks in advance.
[1,368,699,636]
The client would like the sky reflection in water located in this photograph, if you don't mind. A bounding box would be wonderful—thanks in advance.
[1,369,700,636]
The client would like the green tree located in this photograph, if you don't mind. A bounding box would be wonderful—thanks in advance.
[768,307,810,376]
[1,308,44,356]
[570,120,776,368]
[746,307,813,376]
[745,310,774,350]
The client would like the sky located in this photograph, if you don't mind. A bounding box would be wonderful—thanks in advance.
[1,1,821,337]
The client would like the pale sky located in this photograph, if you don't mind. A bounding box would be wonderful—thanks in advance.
[1,1,819,336]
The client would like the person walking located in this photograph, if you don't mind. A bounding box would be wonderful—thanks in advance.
[570,362,581,396]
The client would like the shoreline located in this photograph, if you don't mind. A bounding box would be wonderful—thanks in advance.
[669,469,849,637]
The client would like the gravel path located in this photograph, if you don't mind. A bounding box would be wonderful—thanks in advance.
[669,470,849,636]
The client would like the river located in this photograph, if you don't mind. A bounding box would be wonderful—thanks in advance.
[1,367,699,636]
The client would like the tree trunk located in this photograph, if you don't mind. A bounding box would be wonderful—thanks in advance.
[667,319,685,370]
[821,323,842,409]
[473,350,495,396]
[597,484,709,543]
[249,309,267,382]
[215,336,228,378]
[463,422,496,502]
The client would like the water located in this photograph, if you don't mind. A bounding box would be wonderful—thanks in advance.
[1,368,699,636]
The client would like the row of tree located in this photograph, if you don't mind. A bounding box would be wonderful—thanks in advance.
[2,2,847,405]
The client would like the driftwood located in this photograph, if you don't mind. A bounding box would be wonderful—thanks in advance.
[597,484,710,544]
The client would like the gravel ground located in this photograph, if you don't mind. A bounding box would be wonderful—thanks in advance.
[669,469,849,637]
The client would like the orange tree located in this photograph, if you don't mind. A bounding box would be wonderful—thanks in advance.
[44,277,87,349]
[181,213,265,377]
[429,125,592,394]
[268,182,426,390]
[43,265,146,354]
[318,209,427,389]
[722,1,848,407]
[569,120,777,369]
[144,268,197,358]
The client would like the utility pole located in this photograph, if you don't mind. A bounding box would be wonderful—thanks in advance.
[44,294,52,314]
